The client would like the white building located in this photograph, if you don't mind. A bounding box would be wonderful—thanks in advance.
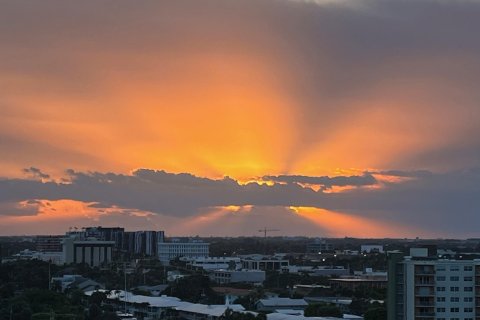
[158,239,209,265]
[209,269,266,284]
[180,256,241,271]
[85,290,183,319]
[387,249,480,320]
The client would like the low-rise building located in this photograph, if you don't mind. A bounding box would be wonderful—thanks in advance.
[241,255,289,271]
[158,238,209,265]
[256,298,308,312]
[175,302,247,320]
[209,269,266,284]
[360,245,384,254]
[180,256,241,271]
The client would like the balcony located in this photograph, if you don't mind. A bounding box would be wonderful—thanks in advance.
[415,302,435,307]
[415,287,435,296]
[415,312,435,318]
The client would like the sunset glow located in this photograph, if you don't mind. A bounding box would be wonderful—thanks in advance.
[1,0,480,237]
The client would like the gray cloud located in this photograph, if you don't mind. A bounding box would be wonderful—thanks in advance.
[1,168,480,237]
[263,173,377,189]
[22,167,50,180]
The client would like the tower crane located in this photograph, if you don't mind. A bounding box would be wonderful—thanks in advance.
[258,227,280,239]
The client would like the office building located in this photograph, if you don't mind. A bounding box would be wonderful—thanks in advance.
[62,235,114,267]
[158,238,209,264]
[306,238,334,253]
[209,269,266,284]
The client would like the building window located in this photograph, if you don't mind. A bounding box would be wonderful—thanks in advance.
[464,286,473,291]
[450,297,459,302]
[464,276,473,281]
[450,287,459,292]
[437,297,446,302]
[450,276,459,281]
[437,276,446,281]
[464,266,473,271]
[436,308,445,312]
[464,307,473,312]
[449,307,459,312]
[464,297,473,302]
[437,287,445,291]
[450,266,459,271]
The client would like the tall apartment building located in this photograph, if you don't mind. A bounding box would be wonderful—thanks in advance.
[387,249,480,320]
[158,238,209,265]
[83,227,164,257]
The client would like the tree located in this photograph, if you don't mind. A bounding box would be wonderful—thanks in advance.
[304,303,342,318]
[364,306,387,320]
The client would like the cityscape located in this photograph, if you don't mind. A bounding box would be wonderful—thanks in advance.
[2,0,480,319]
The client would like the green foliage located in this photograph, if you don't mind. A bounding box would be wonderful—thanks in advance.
[304,303,342,318]
[223,309,266,320]
[167,274,222,303]
[364,306,387,320]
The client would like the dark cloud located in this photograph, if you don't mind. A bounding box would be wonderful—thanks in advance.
[263,173,377,189]
[1,168,480,236]
[22,167,50,180]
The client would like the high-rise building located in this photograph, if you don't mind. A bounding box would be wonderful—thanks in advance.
[387,249,480,320]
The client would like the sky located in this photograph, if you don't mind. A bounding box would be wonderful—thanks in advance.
[1,0,480,238]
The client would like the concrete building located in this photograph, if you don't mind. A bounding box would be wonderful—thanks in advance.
[62,236,114,267]
[241,255,289,271]
[158,239,209,265]
[387,249,480,320]
[84,227,164,257]
[180,256,241,271]
[306,238,334,253]
[209,269,266,284]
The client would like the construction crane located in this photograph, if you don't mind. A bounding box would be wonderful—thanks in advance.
[258,227,280,239]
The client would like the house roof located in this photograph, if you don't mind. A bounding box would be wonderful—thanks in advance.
[258,298,308,307]
[211,287,252,296]
[267,313,355,320]
[175,303,245,317]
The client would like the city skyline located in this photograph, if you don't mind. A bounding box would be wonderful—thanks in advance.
[1,0,480,237]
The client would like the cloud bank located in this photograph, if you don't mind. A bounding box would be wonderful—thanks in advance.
[0,167,479,237]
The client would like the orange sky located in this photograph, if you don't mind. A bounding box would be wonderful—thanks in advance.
[1,0,480,237]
